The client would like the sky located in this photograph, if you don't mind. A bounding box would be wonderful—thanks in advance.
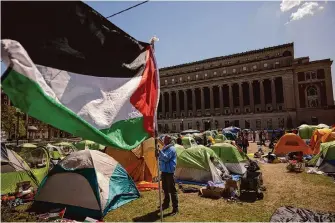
[1,1,335,97]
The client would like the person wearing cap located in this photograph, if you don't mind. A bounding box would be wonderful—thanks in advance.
[158,135,179,215]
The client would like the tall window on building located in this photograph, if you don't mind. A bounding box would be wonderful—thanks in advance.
[172,124,176,132]
[267,119,272,129]
[306,86,319,108]
[256,119,261,130]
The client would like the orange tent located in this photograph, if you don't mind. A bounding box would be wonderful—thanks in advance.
[313,128,335,155]
[105,137,164,191]
[310,129,332,151]
[273,133,312,156]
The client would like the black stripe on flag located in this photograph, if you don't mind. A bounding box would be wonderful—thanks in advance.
[1,1,149,78]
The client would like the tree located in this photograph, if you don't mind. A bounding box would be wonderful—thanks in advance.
[1,105,26,139]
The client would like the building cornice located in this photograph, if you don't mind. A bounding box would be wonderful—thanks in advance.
[160,42,294,71]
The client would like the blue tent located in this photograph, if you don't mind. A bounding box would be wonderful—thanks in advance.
[223,126,241,134]
[223,131,237,140]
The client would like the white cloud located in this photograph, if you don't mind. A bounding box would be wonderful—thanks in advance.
[280,0,303,12]
[285,2,322,24]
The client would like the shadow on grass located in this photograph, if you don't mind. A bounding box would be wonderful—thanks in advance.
[239,191,260,203]
[133,210,175,222]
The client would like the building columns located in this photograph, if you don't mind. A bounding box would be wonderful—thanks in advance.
[176,90,180,116]
[239,82,243,112]
[192,88,196,116]
[229,83,234,113]
[260,80,265,111]
[249,81,254,112]
[210,86,214,114]
[201,87,205,114]
[183,90,188,115]
[219,85,224,114]
[168,91,172,118]
[271,78,277,110]
[161,93,165,116]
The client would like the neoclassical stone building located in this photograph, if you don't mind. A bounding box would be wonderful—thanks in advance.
[157,43,335,133]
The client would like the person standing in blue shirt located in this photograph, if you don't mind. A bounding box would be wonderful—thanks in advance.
[158,135,178,215]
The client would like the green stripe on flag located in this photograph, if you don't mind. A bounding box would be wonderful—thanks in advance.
[1,68,148,150]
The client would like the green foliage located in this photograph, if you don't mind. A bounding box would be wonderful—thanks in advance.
[1,105,26,138]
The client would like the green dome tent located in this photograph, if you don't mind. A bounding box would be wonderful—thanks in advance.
[46,144,65,161]
[175,146,227,184]
[174,144,186,156]
[214,134,227,143]
[75,140,105,151]
[1,144,49,194]
[32,150,140,220]
[298,125,318,139]
[53,142,77,156]
[181,136,198,149]
[210,143,249,174]
[308,141,335,173]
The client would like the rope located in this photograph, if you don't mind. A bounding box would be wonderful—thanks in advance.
[106,1,149,19]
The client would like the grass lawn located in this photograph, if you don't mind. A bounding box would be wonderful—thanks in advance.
[103,163,335,222]
[2,143,335,222]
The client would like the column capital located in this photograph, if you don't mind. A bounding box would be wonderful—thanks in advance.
[238,82,243,86]
[258,79,264,83]
[248,80,253,84]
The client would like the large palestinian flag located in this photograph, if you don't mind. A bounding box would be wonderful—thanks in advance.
[1,1,159,150]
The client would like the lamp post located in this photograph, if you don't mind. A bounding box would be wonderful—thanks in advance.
[181,119,184,131]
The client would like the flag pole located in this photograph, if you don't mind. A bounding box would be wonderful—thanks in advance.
[155,133,163,222]
[150,36,163,222]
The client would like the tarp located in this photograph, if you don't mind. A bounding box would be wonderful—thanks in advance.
[270,206,335,222]
[210,143,248,174]
[273,133,312,156]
